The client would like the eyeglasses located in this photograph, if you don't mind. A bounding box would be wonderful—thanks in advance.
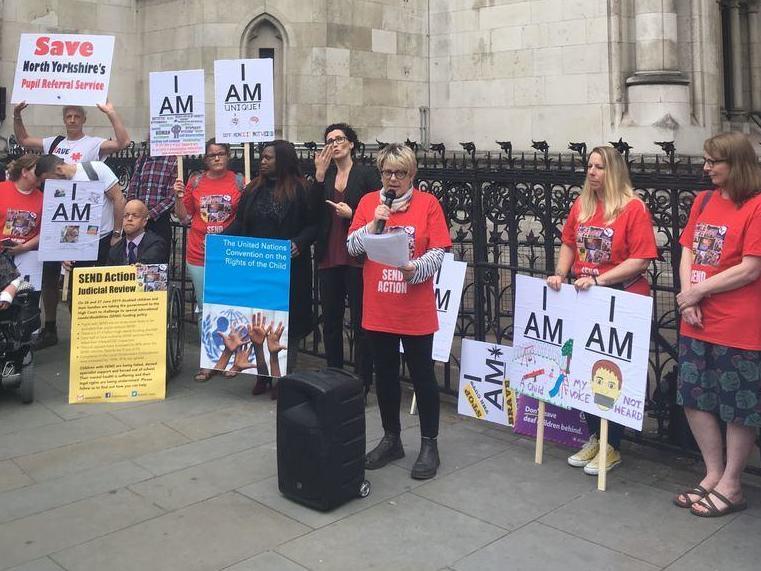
[326,136,347,146]
[380,169,409,180]
[206,152,228,160]
[123,213,146,219]
[703,157,727,168]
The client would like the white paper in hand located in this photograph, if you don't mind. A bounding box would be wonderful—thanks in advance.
[363,231,410,267]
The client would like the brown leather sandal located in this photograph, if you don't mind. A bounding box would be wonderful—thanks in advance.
[673,484,711,508]
[690,490,747,518]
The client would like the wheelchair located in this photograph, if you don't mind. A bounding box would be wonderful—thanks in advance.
[166,282,184,378]
[0,289,41,404]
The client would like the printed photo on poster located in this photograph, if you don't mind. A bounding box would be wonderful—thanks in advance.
[203,235,291,377]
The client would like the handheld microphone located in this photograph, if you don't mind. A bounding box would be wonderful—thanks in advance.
[376,190,396,234]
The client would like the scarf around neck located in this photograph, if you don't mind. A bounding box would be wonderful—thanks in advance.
[379,186,413,212]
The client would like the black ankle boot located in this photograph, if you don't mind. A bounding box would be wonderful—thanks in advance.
[411,437,440,480]
[365,432,404,470]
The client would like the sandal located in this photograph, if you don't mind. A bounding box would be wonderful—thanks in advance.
[224,370,239,379]
[690,490,747,518]
[673,484,711,508]
[194,369,216,383]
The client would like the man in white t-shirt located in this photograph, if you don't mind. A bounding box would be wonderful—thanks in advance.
[12,101,130,164]
[33,154,126,348]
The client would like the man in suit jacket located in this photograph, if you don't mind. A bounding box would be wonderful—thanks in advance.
[108,199,170,265]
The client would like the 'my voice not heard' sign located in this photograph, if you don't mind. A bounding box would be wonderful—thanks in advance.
[12,34,114,106]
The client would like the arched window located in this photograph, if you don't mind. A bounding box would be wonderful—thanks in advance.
[244,16,286,138]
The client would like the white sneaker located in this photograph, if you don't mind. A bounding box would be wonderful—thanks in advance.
[567,435,599,467]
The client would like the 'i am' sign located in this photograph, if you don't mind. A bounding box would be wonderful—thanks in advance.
[214,59,275,144]
[567,286,653,430]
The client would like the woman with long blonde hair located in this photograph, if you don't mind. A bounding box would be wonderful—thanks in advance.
[547,145,657,475]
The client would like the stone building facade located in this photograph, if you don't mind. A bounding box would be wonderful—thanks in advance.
[0,0,759,155]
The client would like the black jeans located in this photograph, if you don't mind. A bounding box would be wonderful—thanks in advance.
[319,266,372,386]
[585,415,623,450]
[368,331,439,439]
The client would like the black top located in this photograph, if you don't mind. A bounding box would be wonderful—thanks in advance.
[107,230,170,266]
[312,162,381,262]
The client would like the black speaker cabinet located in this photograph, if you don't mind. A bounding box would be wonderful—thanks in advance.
[277,368,370,511]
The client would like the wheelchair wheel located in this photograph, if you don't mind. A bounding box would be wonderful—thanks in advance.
[166,286,184,378]
[19,362,33,404]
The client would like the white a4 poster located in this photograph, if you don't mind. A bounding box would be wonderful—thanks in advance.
[432,254,467,362]
[509,275,576,409]
[149,69,205,157]
[567,286,652,431]
[38,179,105,261]
[457,339,516,427]
[214,59,275,143]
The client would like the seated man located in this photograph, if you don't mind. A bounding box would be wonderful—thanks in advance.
[108,199,169,265]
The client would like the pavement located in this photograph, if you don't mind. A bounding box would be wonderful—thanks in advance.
[1,316,761,571]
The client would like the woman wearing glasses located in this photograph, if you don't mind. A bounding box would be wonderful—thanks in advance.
[674,132,761,517]
[173,138,244,382]
[347,143,452,480]
[313,123,381,399]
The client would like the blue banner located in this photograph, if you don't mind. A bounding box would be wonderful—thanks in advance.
[204,235,290,310]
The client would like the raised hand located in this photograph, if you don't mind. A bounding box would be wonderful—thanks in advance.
[314,144,334,182]
[248,312,268,346]
[266,321,286,354]
[233,345,256,370]
[217,328,244,353]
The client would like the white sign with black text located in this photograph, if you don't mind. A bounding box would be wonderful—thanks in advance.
[214,59,275,144]
[457,339,516,427]
[149,69,206,157]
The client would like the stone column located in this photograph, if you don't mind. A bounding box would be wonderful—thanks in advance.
[747,2,761,111]
[625,0,691,128]
[728,1,746,113]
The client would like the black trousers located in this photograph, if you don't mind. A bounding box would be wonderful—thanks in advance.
[319,266,372,386]
[368,331,439,439]
[585,415,623,450]
[147,210,173,259]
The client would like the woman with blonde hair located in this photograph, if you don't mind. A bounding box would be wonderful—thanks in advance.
[674,132,761,517]
[547,145,657,475]
[347,143,452,480]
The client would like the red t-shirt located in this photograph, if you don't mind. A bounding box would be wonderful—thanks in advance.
[182,171,242,266]
[561,197,657,296]
[349,190,452,335]
[679,190,761,350]
[0,181,43,245]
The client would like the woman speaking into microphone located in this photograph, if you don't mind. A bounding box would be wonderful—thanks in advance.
[347,143,452,480]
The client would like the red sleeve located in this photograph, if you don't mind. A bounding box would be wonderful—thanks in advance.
[679,191,707,249]
[561,199,579,247]
[182,178,196,218]
[426,194,452,250]
[625,200,658,259]
[742,202,761,257]
[349,193,373,234]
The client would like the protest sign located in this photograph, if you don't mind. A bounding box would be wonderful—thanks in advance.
[11,33,114,106]
[214,59,275,143]
[508,275,576,409]
[149,69,206,157]
[202,235,290,377]
[13,251,43,290]
[38,179,104,261]
[513,396,589,448]
[69,265,167,404]
[432,254,467,362]
[457,339,516,426]
[567,286,652,431]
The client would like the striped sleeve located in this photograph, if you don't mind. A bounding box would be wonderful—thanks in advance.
[347,224,370,257]
[409,248,445,284]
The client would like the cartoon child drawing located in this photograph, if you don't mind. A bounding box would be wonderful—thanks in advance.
[590,359,623,411]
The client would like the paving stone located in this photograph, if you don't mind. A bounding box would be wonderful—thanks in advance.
[109,390,245,428]
[0,401,64,437]
[0,460,33,494]
[52,492,310,571]
[165,401,277,440]
[665,513,761,570]
[129,444,277,510]
[133,423,275,476]
[414,448,592,530]
[0,414,131,461]
[0,488,163,570]
[223,551,309,571]
[6,557,66,571]
[540,480,736,567]
[13,423,189,482]
[238,462,424,529]
[0,460,153,524]
[453,522,658,571]
[277,492,505,571]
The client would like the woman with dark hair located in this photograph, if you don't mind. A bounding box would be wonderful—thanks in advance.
[228,140,319,398]
[173,138,244,382]
[674,132,761,517]
[313,123,381,398]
